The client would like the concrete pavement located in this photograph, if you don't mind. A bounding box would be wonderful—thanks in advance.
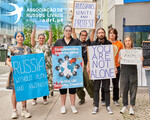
[0,70,124,120]
[1,64,150,120]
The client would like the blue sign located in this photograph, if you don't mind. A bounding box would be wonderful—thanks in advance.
[11,53,49,102]
[124,0,150,3]
[52,46,83,89]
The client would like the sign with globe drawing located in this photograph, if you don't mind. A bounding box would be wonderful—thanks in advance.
[52,46,83,89]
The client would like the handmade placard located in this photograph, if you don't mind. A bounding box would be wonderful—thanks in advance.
[11,53,49,102]
[88,45,116,80]
[52,46,83,89]
[143,41,150,66]
[120,49,142,65]
[73,1,96,29]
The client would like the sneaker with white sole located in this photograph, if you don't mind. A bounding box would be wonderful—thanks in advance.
[31,100,37,106]
[114,101,119,106]
[92,107,99,114]
[71,106,78,114]
[101,101,106,106]
[21,109,31,118]
[129,107,134,115]
[120,106,127,114]
[43,99,48,105]
[61,106,66,114]
[11,109,18,119]
[106,106,113,114]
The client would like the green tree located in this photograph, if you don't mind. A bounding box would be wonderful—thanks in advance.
[22,0,42,47]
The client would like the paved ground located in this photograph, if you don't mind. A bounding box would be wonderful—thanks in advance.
[0,64,9,75]
[0,64,150,120]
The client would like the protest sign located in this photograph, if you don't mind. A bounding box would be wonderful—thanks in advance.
[73,1,96,29]
[87,45,116,80]
[11,53,49,102]
[120,49,142,65]
[52,46,83,89]
[143,41,150,66]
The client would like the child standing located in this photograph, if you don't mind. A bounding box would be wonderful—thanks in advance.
[119,36,138,115]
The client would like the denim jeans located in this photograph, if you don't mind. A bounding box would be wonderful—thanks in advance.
[120,65,137,106]
[94,79,110,107]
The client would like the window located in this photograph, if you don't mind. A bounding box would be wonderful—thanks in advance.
[124,26,150,47]
[1,22,6,28]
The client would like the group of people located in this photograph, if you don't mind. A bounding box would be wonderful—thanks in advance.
[6,23,141,119]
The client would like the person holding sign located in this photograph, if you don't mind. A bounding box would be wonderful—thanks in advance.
[87,28,114,114]
[119,36,138,115]
[101,28,123,106]
[31,25,53,105]
[71,16,95,105]
[6,31,32,119]
[54,25,81,114]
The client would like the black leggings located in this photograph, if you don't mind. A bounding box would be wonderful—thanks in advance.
[34,96,47,100]
[59,88,76,95]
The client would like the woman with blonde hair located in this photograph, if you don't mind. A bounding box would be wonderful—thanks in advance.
[119,36,138,115]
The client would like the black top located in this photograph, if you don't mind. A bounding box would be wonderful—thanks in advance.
[77,38,91,65]
[91,38,112,45]
[54,36,81,46]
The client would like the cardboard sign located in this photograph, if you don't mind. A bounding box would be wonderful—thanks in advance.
[143,41,150,66]
[120,49,142,65]
[87,45,116,80]
[11,53,49,102]
[73,1,96,29]
[52,46,83,89]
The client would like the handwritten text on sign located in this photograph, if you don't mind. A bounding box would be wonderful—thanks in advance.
[11,53,49,102]
[143,42,150,66]
[120,49,142,65]
[88,45,116,80]
[52,46,83,89]
[73,2,96,29]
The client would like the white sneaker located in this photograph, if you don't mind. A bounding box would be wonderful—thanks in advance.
[43,99,48,105]
[61,106,66,114]
[21,109,31,118]
[101,101,106,106]
[114,101,119,106]
[92,107,99,114]
[31,100,37,106]
[120,106,127,114]
[106,106,113,114]
[129,107,134,115]
[11,109,18,119]
[71,106,78,114]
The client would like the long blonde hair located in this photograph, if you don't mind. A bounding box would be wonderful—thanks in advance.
[123,36,134,48]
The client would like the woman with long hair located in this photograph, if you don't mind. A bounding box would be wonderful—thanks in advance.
[54,25,81,114]
[6,31,32,119]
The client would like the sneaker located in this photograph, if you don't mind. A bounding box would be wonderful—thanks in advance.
[129,107,134,115]
[11,109,18,119]
[92,107,99,114]
[101,101,106,106]
[31,100,37,106]
[43,99,48,105]
[21,109,31,118]
[78,98,85,105]
[120,106,127,114]
[71,106,78,114]
[106,106,113,114]
[61,106,66,114]
[114,101,119,106]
